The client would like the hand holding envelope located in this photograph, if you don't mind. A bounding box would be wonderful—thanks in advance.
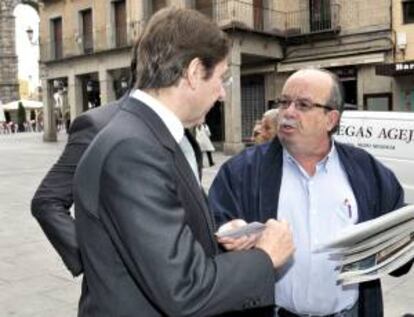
[216,219,295,268]
[216,220,264,251]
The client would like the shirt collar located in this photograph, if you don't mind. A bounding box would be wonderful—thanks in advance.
[283,141,337,174]
[130,89,184,143]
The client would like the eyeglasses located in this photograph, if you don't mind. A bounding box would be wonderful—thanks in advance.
[221,76,233,88]
[275,97,334,112]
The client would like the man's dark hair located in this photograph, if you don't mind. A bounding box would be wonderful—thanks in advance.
[128,39,140,90]
[135,7,230,90]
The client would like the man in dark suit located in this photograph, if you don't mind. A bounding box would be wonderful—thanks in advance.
[74,7,294,317]
[31,41,204,277]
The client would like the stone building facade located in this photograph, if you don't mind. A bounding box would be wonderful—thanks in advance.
[375,0,414,112]
[37,0,404,152]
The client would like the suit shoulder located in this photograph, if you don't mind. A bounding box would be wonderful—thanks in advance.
[68,102,120,135]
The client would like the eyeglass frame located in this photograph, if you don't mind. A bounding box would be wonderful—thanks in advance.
[275,96,335,112]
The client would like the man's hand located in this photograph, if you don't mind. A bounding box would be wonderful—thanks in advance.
[255,219,295,269]
[216,219,260,251]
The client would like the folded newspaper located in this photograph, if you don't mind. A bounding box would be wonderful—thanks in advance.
[315,204,414,285]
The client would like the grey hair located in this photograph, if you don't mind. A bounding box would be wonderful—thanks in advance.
[262,108,279,126]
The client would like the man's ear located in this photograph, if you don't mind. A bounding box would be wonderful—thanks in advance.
[186,58,204,90]
[327,110,340,132]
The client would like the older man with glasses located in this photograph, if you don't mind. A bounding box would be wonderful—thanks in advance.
[209,68,412,317]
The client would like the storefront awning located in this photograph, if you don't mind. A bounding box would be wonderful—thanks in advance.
[278,53,386,72]
[375,61,414,77]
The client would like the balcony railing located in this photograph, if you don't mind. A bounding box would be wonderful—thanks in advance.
[198,0,340,36]
[197,0,286,35]
[39,2,348,62]
[285,4,340,36]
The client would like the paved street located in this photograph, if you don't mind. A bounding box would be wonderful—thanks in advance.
[0,132,413,316]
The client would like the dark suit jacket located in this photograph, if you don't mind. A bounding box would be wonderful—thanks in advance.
[209,138,411,317]
[31,101,121,276]
[31,97,203,277]
[74,97,276,317]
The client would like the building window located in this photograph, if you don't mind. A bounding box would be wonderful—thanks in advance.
[143,0,167,21]
[153,0,167,13]
[81,8,93,53]
[195,0,213,19]
[241,75,266,142]
[113,0,127,47]
[399,89,414,111]
[363,93,392,111]
[51,17,63,59]
[403,1,414,24]
[309,0,332,32]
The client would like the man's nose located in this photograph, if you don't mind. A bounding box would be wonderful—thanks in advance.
[218,85,227,102]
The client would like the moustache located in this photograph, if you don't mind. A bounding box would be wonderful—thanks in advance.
[279,117,298,128]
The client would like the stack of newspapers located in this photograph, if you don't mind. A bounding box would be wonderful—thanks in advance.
[316,204,414,285]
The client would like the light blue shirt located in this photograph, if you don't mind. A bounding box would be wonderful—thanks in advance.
[275,144,359,315]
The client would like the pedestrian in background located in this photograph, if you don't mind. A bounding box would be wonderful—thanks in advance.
[196,121,216,167]
[252,108,279,145]
[260,108,279,142]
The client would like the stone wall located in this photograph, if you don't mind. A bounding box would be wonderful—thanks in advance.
[0,1,19,104]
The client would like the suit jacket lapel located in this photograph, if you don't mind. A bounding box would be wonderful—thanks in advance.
[121,97,218,253]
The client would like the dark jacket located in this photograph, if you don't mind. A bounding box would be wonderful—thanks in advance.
[74,97,276,317]
[31,101,120,276]
[31,97,203,277]
[209,138,410,317]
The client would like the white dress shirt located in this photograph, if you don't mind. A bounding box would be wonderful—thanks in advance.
[130,89,199,181]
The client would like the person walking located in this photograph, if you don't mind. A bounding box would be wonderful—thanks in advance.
[196,122,215,167]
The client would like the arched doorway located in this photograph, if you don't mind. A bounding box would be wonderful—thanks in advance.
[0,0,39,104]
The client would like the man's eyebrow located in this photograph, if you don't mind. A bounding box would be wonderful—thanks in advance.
[221,70,231,79]
[280,95,313,101]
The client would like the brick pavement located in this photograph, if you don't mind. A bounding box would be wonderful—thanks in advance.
[0,132,413,316]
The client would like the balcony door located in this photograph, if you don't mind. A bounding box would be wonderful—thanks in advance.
[152,0,167,14]
[51,17,63,59]
[253,0,264,31]
[81,9,93,53]
[309,0,331,32]
[195,0,213,19]
[114,0,127,47]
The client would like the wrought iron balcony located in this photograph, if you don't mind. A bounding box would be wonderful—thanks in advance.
[285,3,341,36]
[197,0,341,36]
[40,2,342,62]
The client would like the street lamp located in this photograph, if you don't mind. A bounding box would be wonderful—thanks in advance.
[26,26,39,46]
